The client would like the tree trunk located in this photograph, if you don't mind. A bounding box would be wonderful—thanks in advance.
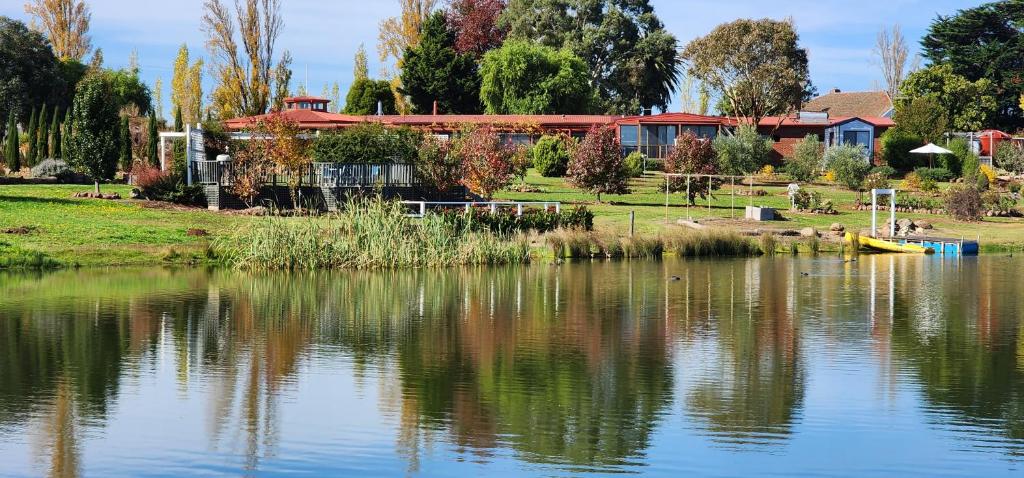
[94,180,100,195]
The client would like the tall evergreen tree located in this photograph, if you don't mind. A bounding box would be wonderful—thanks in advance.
[67,75,120,194]
[36,103,49,162]
[26,107,38,166]
[119,116,131,169]
[173,105,183,132]
[61,108,72,162]
[50,106,62,159]
[147,113,158,167]
[399,11,482,114]
[4,112,19,173]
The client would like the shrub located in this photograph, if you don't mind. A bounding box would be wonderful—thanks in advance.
[439,205,593,235]
[792,190,835,213]
[132,160,206,206]
[311,123,421,164]
[979,164,997,185]
[913,167,952,183]
[976,170,990,190]
[870,165,897,179]
[30,158,73,180]
[664,131,719,204]
[532,134,571,177]
[824,144,871,190]
[880,129,923,172]
[944,184,983,221]
[623,151,645,178]
[567,126,629,201]
[948,138,978,180]
[713,124,773,175]
[453,125,516,199]
[863,172,891,192]
[758,164,777,180]
[415,135,460,192]
[994,141,1024,174]
[903,171,938,193]
[1009,181,1022,194]
[786,134,823,182]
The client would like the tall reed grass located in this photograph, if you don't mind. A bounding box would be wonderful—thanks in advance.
[546,228,760,259]
[218,198,529,270]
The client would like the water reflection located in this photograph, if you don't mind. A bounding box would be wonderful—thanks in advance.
[0,257,1022,476]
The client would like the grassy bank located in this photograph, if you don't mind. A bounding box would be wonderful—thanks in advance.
[2,174,1023,269]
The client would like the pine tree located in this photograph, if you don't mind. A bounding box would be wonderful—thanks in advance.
[173,105,183,132]
[61,108,72,162]
[147,113,158,167]
[4,112,19,173]
[36,104,49,162]
[26,107,38,166]
[51,107,62,159]
[119,116,132,169]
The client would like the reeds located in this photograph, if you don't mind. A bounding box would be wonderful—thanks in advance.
[663,229,760,258]
[759,232,779,256]
[546,228,759,259]
[218,197,529,270]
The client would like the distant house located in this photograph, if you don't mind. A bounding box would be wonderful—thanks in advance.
[803,89,895,119]
[758,112,895,164]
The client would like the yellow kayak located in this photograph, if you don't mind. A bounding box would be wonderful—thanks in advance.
[845,232,935,254]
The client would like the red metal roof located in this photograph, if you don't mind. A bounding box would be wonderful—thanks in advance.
[223,109,365,130]
[617,112,726,125]
[284,96,330,103]
[367,114,619,128]
[757,115,895,128]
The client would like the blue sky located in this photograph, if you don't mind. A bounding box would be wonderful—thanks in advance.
[0,0,988,120]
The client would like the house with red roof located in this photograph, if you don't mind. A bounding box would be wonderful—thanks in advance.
[757,111,895,164]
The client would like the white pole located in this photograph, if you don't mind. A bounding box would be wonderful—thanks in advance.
[871,190,877,238]
[890,192,896,239]
[185,124,192,185]
[159,136,166,171]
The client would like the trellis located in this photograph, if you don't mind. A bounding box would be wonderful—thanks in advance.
[662,173,752,221]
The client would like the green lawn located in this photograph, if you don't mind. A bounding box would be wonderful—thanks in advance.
[2,172,1022,268]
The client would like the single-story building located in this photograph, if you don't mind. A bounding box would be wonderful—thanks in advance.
[803,89,895,119]
[758,112,895,164]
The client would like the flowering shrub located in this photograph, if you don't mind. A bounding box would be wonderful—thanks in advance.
[979,164,998,186]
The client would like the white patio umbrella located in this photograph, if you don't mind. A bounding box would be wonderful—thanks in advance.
[910,143,953,168]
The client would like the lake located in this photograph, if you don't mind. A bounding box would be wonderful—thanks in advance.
[1,257,1022,477]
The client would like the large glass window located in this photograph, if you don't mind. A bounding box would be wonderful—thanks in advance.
[843,130,870,148]
[681,125,718,139]
[619,125,639,146]
[643,125,676,145]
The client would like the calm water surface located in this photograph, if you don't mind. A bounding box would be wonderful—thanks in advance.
[1,257,1023,477]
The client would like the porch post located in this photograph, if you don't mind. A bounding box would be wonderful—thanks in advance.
[871,190,877,238]
[159,135,166,171]
[185,124,192,186]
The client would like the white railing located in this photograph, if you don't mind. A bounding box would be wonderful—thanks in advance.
[402,201,561,218]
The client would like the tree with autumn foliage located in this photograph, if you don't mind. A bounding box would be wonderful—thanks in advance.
[453,126,516,199]
[665,132,720,204]
[24,0,92,61]
[416,134,460,192]
[446,0,507,59]
[567,126,629,201]
[256,114,310,209]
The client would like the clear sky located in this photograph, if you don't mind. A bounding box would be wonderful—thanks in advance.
[0,0,989,120]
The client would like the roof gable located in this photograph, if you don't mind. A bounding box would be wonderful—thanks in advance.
[804,91,894,118]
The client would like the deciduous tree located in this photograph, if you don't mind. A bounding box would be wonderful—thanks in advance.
[454,125,515,199]
[202,0,283,118]
[171,44,204,123]
[400,11,481,114]
[712,124,774,176]
[501,0,680,114]
[893,96,947,144]
[447,0,507,59]
[665,132,720,204]
[899,64,996,132]
[682,18,811,127]
[479,41,594,114]
[874,25,918,102]
[23,0,92,61]
[256,113,310,208]
[271,50,292,112]
[67,75,119,194]
[416,134,460,191]
[119,115,131,169]
[353,43,368,81]
[567,126,628,201]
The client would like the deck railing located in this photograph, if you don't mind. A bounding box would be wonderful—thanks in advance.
[402,201,561,218]
[190,160,419,188]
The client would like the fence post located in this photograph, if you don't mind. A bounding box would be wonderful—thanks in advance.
[489,203,497,215]
[517,204,523,216]
[629,210,635,237]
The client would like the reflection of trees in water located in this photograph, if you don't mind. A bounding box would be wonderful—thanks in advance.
[676,259,804,447]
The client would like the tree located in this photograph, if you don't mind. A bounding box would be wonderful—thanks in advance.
[171,44,204,123]
[271,50,292,112]
[153,76,164,121]
[454,125,516,199]
[400,11,481,114]
[50,106,62,159]
[824,144,871,190]
[899,64,996,132]
[567,126,628,201]
[786,134,822,183]
[255,113,310,208]
[879,129,923,173]
[682,18,811,127]
[60,107,70,162]
[532,134,571,177]
[353,43,368,81]
[310,123,421,164]
[893,97,948,144]
[712,125,773,176]
[100,68,153,115]
[26,107,38,166]
[23,0,92,61]
[665,132,720,204]
[146,113,158,166]
[344,79,397,115]
[119,115,131,169]
[995,142,1024,175]
[329,82,340,113]
[479,41,595,114]
[67,75,119,194]
[874,25,918,102]
[35,103,48,162]
[202,0,283,118]
[501,0,680,114]
[416,134,460,191]
[4,112,18,172]
[447,0,507,59]
[378,0,440,113]
[0,17,69,126]
[922,2,1024,130]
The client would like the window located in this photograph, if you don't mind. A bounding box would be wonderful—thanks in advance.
[619,125,638,146]
[843,130,870,148]
[642,125,676,145]
[681,125,718,139]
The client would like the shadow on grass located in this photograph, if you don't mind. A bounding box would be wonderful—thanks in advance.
[0,195,88,207]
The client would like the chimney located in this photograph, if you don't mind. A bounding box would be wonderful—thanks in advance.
[831,87,841,94]
[376,100,383,116]
[432,100,438,116]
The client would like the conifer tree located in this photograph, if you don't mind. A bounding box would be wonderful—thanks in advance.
[51,107,62,159]
[36,104,49,162]
[119,116,131,169]
[61,108,72,162]
[146,113,158,166]
[26,107,38,165]
[4,112,19,173]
